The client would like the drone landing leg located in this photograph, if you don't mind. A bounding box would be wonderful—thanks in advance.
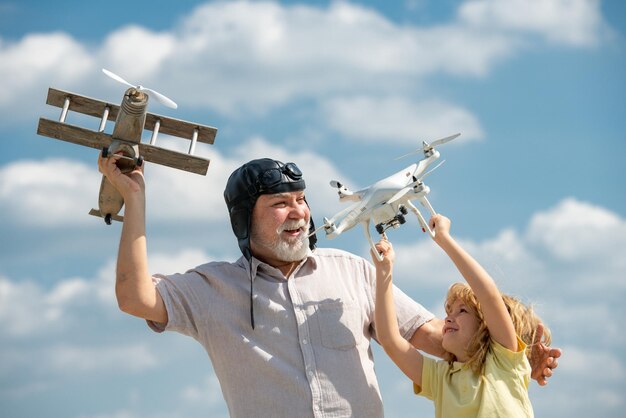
[407,201,435,238]
[362,220,384,261]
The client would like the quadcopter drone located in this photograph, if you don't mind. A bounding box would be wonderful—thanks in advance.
[37,69,217,224]
[314,133,460,260]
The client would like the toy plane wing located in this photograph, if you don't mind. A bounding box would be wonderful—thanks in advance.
[36,88,217,175]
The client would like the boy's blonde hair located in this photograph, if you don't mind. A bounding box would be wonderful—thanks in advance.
[443,282,551,374]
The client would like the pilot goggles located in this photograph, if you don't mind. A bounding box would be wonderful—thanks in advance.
[256,162,302,192]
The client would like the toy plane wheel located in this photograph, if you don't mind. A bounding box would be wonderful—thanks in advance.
[375,224,384,234]
[102,147,109,158]
[137,155,144,167]
[104,214,112,225]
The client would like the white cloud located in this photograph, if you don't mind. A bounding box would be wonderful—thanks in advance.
[389,198,626,330]
[0,159,101,226]
[98,25,176,83]
[148,248,213,276]
[0,137,349,228]
[46,343,158,373]
[143,136,347,223]
[459,0,609,47]
[322,96,484,144]
[180,374,224,406]
[0,0,612,122]
[0,32,93,106]
[559,344,624,380]
[526,197,626,261]
[392,226,543,292]
[537,299,624,347]
[0,272,113,337]
[0,343,158,380]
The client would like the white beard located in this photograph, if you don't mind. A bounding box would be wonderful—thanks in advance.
[252,219,310,262]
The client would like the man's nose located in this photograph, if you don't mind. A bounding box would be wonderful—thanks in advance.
[289,203,308,218]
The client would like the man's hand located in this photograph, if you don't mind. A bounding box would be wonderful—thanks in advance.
[530,323,561,386]
[98,153,145,199]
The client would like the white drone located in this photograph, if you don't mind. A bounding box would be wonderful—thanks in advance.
[313,133,460,260]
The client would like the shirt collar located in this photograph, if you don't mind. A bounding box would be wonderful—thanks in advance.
[237,248,317,281]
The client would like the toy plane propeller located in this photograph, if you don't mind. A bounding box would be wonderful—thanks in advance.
[37,69,218,224]
[311,133,460,261]
[102,68,178,109]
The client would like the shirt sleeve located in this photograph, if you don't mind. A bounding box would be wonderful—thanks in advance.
[490,336,531,388]
[414,355,440,400]
[145,272,204,339]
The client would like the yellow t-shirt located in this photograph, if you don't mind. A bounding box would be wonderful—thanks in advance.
[414,336,533,418]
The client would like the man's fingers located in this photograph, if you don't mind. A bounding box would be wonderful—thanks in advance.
[533,323,545,345]
[549,347,562,359]
[543,367,553,378]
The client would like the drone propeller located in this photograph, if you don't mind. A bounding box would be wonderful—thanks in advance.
[102,68,178,109]
[387,160,446,204]
[428,133,461,149]
[394,133,460,160]
[419,159,446,181]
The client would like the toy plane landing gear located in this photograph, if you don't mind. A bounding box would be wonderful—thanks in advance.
[37,69,218,224]
[311,133,459,260]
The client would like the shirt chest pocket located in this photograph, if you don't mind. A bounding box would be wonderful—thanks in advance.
[314,300,362,350]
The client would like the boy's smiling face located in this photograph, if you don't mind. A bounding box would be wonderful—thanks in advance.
[442,298,480,362]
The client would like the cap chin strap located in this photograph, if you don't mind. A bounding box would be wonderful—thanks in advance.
[249,262,256,329]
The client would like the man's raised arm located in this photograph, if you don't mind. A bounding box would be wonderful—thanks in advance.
[98,155,168,324]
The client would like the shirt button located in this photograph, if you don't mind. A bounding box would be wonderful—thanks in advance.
[302,339,308,345]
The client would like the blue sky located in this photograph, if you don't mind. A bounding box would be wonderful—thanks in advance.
[1,1,625,417]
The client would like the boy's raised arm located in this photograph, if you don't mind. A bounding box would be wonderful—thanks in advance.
[372,240,424,387]
[430,214,517,351]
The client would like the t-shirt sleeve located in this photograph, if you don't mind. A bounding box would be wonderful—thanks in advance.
[414,355,440,400]
[491,336,531,389]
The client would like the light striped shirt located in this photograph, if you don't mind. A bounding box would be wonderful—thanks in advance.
[148,247,434,418]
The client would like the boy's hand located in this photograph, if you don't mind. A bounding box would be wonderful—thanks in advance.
[371,238,395,276]
[429,214,451,244]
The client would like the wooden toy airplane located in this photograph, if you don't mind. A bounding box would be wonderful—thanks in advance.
[36,69,218,224]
